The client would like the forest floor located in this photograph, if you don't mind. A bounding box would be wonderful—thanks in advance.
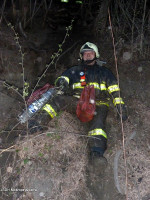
[0,23,150,200]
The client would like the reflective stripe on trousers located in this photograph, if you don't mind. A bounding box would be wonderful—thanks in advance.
[42,104,57,118]
[88,128,107,139]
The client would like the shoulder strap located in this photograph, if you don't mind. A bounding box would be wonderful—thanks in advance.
[96,59,107,66]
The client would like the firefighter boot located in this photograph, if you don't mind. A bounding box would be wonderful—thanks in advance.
[88,151,108,176]
[92,151,107,168]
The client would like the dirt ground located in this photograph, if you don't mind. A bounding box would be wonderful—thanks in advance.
[0,23,150,200]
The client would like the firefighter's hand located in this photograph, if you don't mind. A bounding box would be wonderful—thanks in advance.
[55,79,68,92]
[55,78,74,95]
[116,104,128,121]
[58,83,73,95]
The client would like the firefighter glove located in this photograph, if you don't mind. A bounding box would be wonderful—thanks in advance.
[55,79,72,95]
[59,81,73,95]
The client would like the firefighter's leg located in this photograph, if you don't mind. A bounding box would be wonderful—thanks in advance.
[27,95,77,133]
[33,95,77,132]
[88,105,108,169]
[27,96,60,133]
[42,95,77,118]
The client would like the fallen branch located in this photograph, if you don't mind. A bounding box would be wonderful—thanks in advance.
[0,149,15,152]
[0,145,16,155]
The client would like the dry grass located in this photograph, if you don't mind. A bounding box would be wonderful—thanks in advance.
[9,112,92,200]
[109,98,150,200]
[1,100,150,200]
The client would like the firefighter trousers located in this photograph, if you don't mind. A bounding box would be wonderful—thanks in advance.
[38,95,108,155]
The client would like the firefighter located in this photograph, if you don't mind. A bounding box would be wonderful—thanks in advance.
[53,42,127,167]
[29,42,127,168]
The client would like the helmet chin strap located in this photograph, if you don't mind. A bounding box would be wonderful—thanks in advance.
[82,57,96,65]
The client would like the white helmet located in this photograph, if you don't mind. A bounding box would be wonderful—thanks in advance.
[80,42,100,59]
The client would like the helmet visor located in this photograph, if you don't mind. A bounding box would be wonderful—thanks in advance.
[80,49,95,56]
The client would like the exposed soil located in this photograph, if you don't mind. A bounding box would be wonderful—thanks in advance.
[0,22,150,200]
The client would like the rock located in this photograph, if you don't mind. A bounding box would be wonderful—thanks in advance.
[27,161,33,166]
[122,51,132,62]
[36,57,42,63]
[138,66,143,72]
[7,166,13,173]
[39,192,45,197]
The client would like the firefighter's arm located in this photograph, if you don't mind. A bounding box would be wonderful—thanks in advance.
[106,70,128,121]
[109,87,128,121]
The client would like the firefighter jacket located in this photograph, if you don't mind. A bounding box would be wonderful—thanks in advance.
[55,62,125,107]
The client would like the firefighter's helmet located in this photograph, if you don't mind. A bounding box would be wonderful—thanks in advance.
[80,42,100,59]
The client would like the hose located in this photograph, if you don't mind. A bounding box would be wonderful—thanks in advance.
[114,131,136,194]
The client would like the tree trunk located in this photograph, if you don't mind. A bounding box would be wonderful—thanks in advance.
[94,0,112,36]
[148,9,150,35]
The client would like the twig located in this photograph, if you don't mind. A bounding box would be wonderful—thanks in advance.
[140,0,148,54]
[131,0,138,54]
[0,149,15,152]
[55,41,79,69]
[118,0,139,32]
[16,129,102,146]
[0,145,16,155]
[43,0,53,26]
[108,7,128,200]
[47,0,53,10]
[19,21,27,39]
[7,22,30,136]
[30,0,32,19]
[6,121,20,140]
[0,0,7,25]
[0,80,23,100]
[31,19,74,95]
[27,0,44,26]
[31,0,37,27]
[43,0,53,11]
[0,168,4,197]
